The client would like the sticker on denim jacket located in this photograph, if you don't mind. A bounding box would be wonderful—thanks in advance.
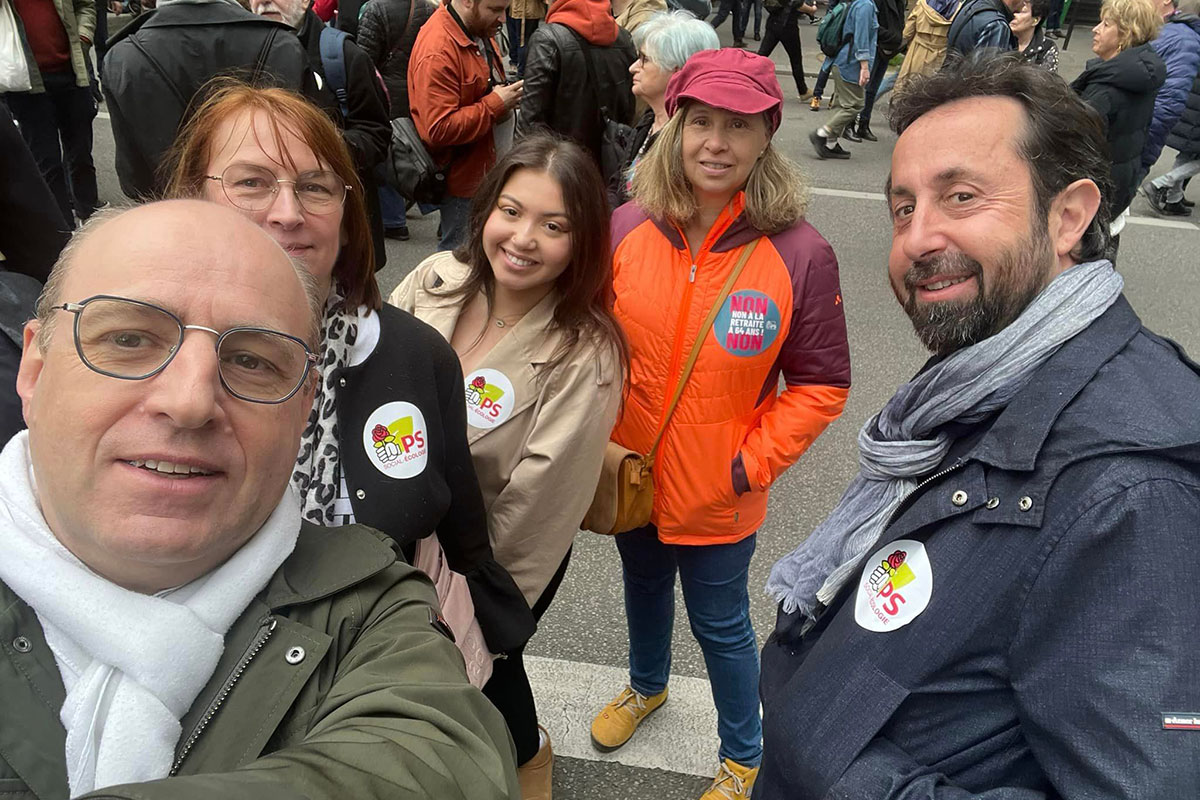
[1162,713,1200,731]
[854,540,933,632]
[363,402,428,478]
[713,290,781,357]
[464,368,514,429]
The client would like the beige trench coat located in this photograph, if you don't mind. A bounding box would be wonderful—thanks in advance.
[391,254,621,606]
[616,0,666,34]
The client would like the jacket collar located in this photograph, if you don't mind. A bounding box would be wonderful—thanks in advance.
[413,254,563,364]
[966,294,1142,472]
[262,522,397,609]
[652,192,763,254]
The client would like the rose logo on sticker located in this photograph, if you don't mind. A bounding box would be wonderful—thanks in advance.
[712,290,782,357]
[854,539,933,632]
[361,401,429,478]
[464,368,515,429]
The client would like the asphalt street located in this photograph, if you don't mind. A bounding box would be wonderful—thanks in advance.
[84,17,1200,798]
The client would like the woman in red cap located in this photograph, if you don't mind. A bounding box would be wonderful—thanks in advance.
[590,48,852,800]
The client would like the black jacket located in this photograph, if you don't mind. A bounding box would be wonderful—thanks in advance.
[0,103,68,284]
[517,21,637,166]
[874,0,907,56]
[357,0,436,118]
[296,10,391,268]
[103,0,320,200]
[1166,68,1200,156]
[1071,43,1167,215]
[334,304,537,653]
[946,0,1015,57]
[759,295,1200,799]
[607,106,655,209]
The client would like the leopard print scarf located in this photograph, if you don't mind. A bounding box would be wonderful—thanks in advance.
[291,291,358,525]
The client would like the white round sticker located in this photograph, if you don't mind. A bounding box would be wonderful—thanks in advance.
[362,401,429,478]
[464,368,515,429]
[854,539,933,632]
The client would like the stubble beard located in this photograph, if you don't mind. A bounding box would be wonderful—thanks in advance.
[902,226,1056,357]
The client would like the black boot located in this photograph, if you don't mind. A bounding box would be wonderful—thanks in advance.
[855,117,877,142]
[1182,177,1195,208]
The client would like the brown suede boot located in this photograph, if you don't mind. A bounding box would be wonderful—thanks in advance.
[517,725,554,800]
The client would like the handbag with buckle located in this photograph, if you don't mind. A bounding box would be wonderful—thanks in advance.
[582,239,759,535]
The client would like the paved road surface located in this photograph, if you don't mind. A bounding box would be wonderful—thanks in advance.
[85,19,1199,798]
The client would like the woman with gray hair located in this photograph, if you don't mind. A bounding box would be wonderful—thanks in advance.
[609,11,719,206]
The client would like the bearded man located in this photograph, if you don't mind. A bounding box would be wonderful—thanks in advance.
[758,55,1200,799]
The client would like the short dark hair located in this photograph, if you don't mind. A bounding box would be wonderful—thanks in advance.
[1028,0,1051,25]
[889,55,1113,262]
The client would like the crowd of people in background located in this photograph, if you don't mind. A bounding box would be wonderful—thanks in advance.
[1,0,1200,797]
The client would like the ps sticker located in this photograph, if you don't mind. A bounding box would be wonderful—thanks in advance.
[464,368,514,429]
[362,401,428,478]
[713,290,782,357]
[854,540,933,632]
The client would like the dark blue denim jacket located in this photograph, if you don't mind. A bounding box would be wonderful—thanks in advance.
[759,296,1200,799]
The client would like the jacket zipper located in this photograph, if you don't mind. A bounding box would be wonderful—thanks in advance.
[882,460,967,532]
[170,616,277,776]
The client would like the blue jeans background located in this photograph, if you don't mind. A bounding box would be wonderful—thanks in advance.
[616,524,762,767]
[711,0,750,40]
[438,195,472,251]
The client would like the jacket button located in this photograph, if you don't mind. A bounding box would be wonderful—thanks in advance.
[355,489,366,500]
[338,378,347,387]
[1018,496,1034,512]
[985,497,1000,510]
[285,646,306,665]
[12,636,31,653]
[951,490,968,507]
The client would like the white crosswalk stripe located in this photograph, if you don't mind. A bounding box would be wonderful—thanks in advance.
[526,655,721,778]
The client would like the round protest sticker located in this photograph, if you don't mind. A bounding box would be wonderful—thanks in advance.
[362,401,428,478]
[464,368,515,429]
[854,539,933,633]
[713,290,782,357]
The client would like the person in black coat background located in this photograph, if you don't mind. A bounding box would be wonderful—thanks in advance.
[517,0,636,175]
[0,105,67,444]
[1071,0,1165,220]
[357,0,436,119]
[103,0,320,200]
[250,0,394,268]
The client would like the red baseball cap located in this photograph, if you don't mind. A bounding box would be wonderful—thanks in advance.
[664,48,784,133]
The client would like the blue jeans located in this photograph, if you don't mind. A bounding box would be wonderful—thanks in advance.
[617,524,762,767]
[438,195,472,251]
[505,17,538,76]
[375,163,406,229]
[813,55,834,98]
[711,0,750,39]
[859,50,892,125]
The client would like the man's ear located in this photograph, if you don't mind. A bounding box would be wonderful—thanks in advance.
[16,321,45,424]
[1048,178,1102,266]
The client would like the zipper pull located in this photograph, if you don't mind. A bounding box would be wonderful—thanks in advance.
[689,264,697,283]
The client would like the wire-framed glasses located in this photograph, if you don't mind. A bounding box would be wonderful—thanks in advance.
[205,164,351,215]
[54,295,318,404]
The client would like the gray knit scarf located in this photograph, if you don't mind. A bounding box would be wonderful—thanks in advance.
[766,259,1124,618]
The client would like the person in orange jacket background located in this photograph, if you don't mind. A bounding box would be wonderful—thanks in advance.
[589,48,851,800]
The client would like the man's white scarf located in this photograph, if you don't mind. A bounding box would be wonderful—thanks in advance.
[0,432,300,797]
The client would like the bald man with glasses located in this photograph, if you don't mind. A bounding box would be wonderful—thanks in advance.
[0,200,519,800]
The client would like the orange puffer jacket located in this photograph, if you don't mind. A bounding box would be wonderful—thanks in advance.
[611,195,851,545]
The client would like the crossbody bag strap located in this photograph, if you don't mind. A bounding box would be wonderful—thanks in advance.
[646,238,760,466]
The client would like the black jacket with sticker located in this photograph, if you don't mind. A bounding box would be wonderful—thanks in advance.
[332,303,535,654]
[758,294,1200,799]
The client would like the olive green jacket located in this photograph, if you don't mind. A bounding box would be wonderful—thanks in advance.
[0,523,520,800]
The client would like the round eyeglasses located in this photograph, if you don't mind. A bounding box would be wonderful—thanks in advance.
[205,164,351,215]
[54,295,319,404]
